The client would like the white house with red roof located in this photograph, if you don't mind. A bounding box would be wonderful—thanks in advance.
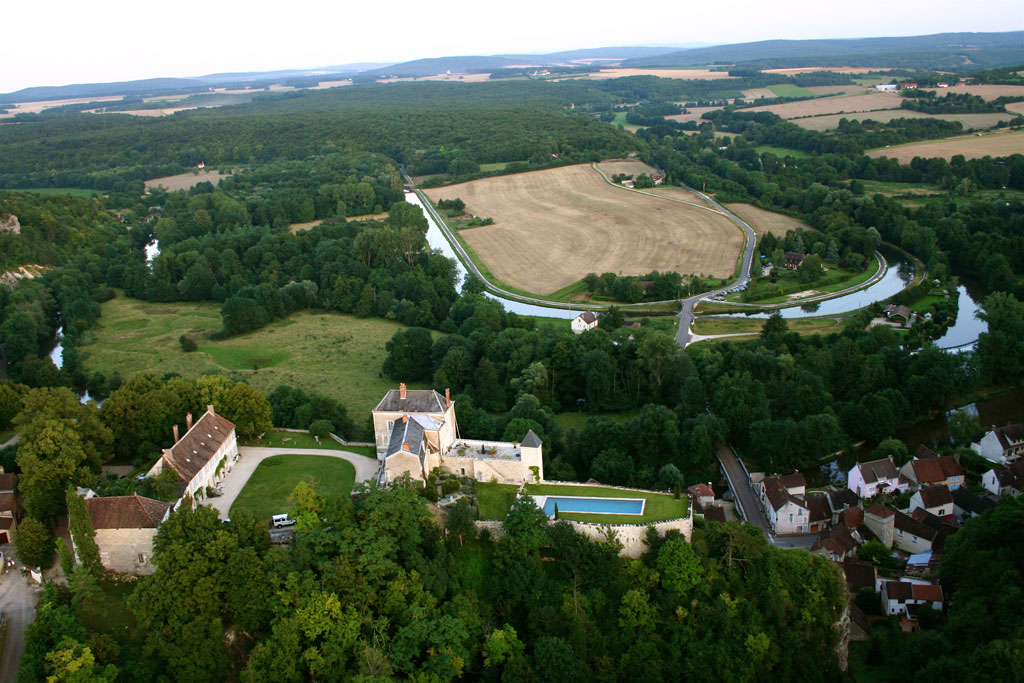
[146,405,239,507]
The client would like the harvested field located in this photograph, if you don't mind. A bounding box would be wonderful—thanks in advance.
[867,129,1024,162]
[95,106,201,117]
[665,106,722,123]
[424,163,742,295]
[1007,102,1024,116]
[920,84,1024,100]
[762,67,883,75]
[744,93,901,119]
[583,68,736,80]
[0,94,124,118]
[793,110,1015,131]
[804,85,867,96]
[724,203,813,237]
[309,79,353,89]
[145,169,232,193]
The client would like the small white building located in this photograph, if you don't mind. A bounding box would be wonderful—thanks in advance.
[972,424,1024,464]
[982,460,1024,497]
[874,83,898,92]
[146,406,239,508]
[909,485,953,517]
[881,581,944,618]
[571,311,599,334]
[848,457,907,499]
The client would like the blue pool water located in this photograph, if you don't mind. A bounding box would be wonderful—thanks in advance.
[540,496,645,516]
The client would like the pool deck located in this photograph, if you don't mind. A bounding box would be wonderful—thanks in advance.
[532,494,647,518]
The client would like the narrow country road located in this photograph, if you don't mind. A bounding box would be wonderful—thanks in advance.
[675,187,758,348]
[0,565,39,683]
[210,447,380,519]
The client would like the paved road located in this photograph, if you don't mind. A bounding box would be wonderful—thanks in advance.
[675,187,758,348]
[715,443,769,534]
[209,447,380,520]
[0,559,39,683]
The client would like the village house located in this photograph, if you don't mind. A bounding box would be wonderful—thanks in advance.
[687,483,715,510]
[864,504,896,548]
[758,473,829,535]
[373,384,543,485]
[899,447,964,490]
[952,488,996,520]
[881,581,944,619]
[784,252,807,269]
[811,525,860,562]
[982,459,1024,497]
[909,485,954,517]
[145,406,239,508]
[827,488,860,525]
[848,457,907,499]
[0,469,16,544]
[972,423,1024,464]
[79,491,172,575]
[883,304,915,327]
[571,311,599,334]
[894,510,940,554]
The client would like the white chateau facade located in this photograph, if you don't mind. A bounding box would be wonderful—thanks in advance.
[373,384,543,485]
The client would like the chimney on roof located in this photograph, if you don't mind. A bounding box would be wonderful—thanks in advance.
[445,388,451,407]
[400,383,407,399]
[207,404,215,414]
[402,413,408,423]
[172,424,179,443]
[186,413,193,430]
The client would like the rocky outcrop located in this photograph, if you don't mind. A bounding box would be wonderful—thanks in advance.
[0,214,19,235]
[0,265,45,291]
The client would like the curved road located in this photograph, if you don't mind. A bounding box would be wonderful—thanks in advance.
[674,186,758,348]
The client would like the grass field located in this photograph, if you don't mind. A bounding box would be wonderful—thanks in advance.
[665,105,722,123]
[230,454,355,520]
[692,316,850,336]
[753,145,810,158]
[475,482,689,524]
[144,169,232,193]
[867,129,1024,162]
[919,84,1024,100]
[724,203,815,237]
[744,92,901,119]
[768,84,816,98]
[793,109,1015,132]
[13,187,103,198]
[240,429,345,450]
[81,295,433,418]
[423,163,742,295]
[730,260,878,304]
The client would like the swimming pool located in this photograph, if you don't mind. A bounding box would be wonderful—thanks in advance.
[535,495,645,517]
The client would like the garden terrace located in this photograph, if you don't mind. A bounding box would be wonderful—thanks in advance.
[475,481,690,525]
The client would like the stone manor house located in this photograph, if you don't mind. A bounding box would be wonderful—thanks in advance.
[373,384,544,485]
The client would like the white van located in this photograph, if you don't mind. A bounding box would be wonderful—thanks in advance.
[271,514,296,528]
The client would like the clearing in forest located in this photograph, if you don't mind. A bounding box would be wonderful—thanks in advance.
[866,129,1024,162]
[423,162,743,295]
[144,169,232,193]
[724,204,814,237]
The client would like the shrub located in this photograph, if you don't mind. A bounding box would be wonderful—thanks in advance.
[179,335,198,352]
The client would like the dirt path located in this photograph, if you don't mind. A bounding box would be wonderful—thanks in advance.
[209,447,380,519]
[0,561,40,683]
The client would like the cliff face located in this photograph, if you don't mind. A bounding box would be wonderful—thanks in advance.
[0,214,19,235]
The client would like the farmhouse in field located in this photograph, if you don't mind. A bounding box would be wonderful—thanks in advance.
[373,384,543,485]
[972,423,1024,464]
[78,490,172,575]
[145,405,239,508]
[571,311,599,334]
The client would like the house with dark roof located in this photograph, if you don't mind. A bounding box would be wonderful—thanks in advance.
[848,457,907,499]
[894,510,940,554]
[145,405,238,508]
[373,384,543,485]
[811,524,860,561]
[0,470,16,544]
[910,485,954,517]
[952,488,996,520]
[864,504,896,548]
[703,506,727,523]
[80,491,173,574]
[982,459,1024,497]
[571,311,599,334]
[881,581,944,618]
[841,559,878,596]
[900,454,964,491]
[758,472,827,535]
[826,488,859,525]
[972,423,1024,464]
[784,252,807,269]
[883,304,914,326]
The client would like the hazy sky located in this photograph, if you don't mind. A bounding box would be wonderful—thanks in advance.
[3,0,1022,92]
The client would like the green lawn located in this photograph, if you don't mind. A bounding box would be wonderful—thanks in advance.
[768,84,816,98]
[476,482,520,520]
[753,145,810,158]
[230,454,356,521]
[479,162,512,172]
[81,579,137,633]
[729,259,879,304]
[692,316,849,337]
[82,294,435,419]
[13,187,103,198]
[240,429,346,450]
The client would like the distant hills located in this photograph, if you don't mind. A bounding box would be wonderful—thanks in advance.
[623,31,1024,70]
[3,32,1023,104]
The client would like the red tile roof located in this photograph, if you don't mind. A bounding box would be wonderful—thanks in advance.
[85,495,172,530]
[885,581,914,601]
[842,559,877,594]
[917,485,954,509]
[688,483,714,499]
[0,473,16,491]
[839,507,864,530]
[703,506,726,523]
[912,584,944,602]
[866,504,894,519]
[911,456,962,484]
[779,472,806,490]
[163,410,235,484]
[0,492,14,513]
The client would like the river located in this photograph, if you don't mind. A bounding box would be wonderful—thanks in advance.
[933,283,986,352]
[46,326,102,405]
[406,192,580,320]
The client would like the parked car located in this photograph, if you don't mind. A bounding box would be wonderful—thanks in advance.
[271,514,296,528]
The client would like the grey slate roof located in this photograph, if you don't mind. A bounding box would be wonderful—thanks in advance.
[858,458,899,484]
[995,423,1024,449]
[952,488,996,516]
[521,429,542,448]
[375,389,447,414]
[386,418,426,459]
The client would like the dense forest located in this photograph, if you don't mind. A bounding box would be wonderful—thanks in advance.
[1,66,1023,679]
